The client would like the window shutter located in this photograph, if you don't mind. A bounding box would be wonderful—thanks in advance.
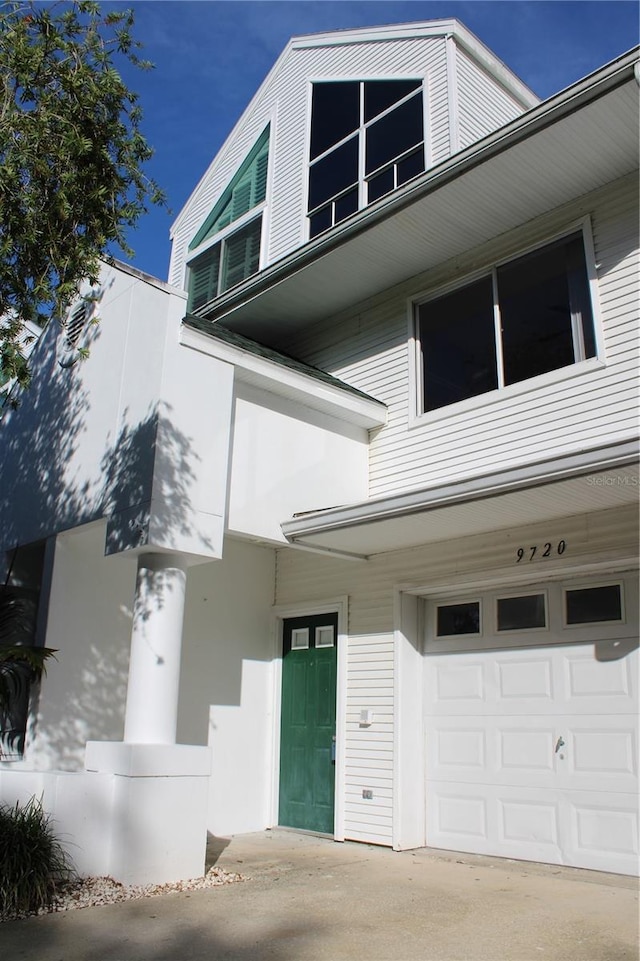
[221,217,261,293]
[189,246,221,310]
[231,180,252,221]
[189,125,270,250]
[254,152,268,205]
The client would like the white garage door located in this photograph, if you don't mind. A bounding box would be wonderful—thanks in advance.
[424,582,639,876]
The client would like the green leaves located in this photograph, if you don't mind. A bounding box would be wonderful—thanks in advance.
[0,796,74,919]
[0,1,165,389]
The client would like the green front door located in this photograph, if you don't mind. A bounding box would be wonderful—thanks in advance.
[279,613,338,834]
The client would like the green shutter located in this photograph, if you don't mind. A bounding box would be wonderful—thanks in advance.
[189,245,221,310]
[189,125,270,251]
[220,217,261,293]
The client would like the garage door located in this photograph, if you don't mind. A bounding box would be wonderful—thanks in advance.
[424,582,639,876]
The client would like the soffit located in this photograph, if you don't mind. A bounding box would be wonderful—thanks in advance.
[283,464,639,558]
[205,75,638,345]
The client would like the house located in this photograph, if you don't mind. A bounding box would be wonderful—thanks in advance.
[0,20,638,885]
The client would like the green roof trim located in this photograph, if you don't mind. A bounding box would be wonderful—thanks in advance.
[189,125,270,251]
[182,314,385,405]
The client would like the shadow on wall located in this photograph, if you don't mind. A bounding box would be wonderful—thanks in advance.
[0,309,209,561]
[0,314,214,766]
[0,333,98,553]
[26,635,132,772]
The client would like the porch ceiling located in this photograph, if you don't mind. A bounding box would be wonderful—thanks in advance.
[281,455,639,558]
[201,56,639,347]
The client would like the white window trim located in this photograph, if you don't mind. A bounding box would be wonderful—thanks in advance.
[187,204,265,264]
[408,217,605,428]
[186,211,264,309]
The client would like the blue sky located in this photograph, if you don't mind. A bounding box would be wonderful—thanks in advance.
[117,1,638,280]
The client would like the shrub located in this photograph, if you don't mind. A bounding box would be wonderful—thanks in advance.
[0,796,74,919]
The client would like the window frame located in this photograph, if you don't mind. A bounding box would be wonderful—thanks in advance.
[434,598,483,640]
[563,581,625,629]
[185,121,273,310]
[409,219,604,425]
[186,210,264,311]
[495,590,548,635]
[305,75,428,240]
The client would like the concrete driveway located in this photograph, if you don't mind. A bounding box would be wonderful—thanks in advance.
[2,829,638,961]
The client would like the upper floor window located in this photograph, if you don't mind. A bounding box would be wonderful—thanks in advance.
[308,80,424,239]
[187,125,269,311]
[415,231,597,414]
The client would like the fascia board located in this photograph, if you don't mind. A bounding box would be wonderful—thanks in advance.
[290,19,458,47]
[198,49,639,324]
[281,440,640,538]
[179,324,387,430]
[449,21,539,107]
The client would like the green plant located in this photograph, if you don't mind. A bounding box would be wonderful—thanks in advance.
[0,795,74,918]
[0,0,166,390]
[0,643,57,716]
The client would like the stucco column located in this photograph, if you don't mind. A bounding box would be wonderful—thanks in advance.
[123,553,188,744]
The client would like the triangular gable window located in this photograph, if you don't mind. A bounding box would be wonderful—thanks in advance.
[187,126,269,312]
[189,125,270,251]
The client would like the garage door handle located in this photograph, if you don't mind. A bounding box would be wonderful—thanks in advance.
[555,736,565,753]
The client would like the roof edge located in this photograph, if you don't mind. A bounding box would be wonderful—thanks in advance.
[181,316,387,430]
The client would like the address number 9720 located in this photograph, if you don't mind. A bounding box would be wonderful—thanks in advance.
[516,541,566,563]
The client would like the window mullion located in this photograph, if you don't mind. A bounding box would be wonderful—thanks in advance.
[492,268,505,389]
[358,82,367,209]
[217,238,225,297]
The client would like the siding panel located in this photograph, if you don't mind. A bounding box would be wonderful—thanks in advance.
[456,46,526,149]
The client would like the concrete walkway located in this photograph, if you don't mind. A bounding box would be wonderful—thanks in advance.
[2,830,638,961]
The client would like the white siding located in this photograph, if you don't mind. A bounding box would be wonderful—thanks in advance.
[287,174,638,499]
[455,45,528,149]
[275,505,638,846]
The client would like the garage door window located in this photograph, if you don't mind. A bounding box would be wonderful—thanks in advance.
[436,601,481,637]
[496,593,546,632]
[565,584,622,626]
[426,577,633,654]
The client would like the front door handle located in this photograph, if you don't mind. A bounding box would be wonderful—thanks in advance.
[555,736,565,754]
[331,735,336,763]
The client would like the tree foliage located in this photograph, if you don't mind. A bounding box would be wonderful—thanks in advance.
[0,1,164,389]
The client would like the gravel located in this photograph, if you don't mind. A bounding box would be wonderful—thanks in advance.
[2,866,246,922]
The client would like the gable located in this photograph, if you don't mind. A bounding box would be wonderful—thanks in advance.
[169,20,537,294]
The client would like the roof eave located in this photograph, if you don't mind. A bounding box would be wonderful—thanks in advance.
[195,47,639,326]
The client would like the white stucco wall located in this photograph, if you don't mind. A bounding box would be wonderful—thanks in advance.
[0,261,235,564]
[21,522,136,772]
[227,382,370,544]
[178,537,277,836]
